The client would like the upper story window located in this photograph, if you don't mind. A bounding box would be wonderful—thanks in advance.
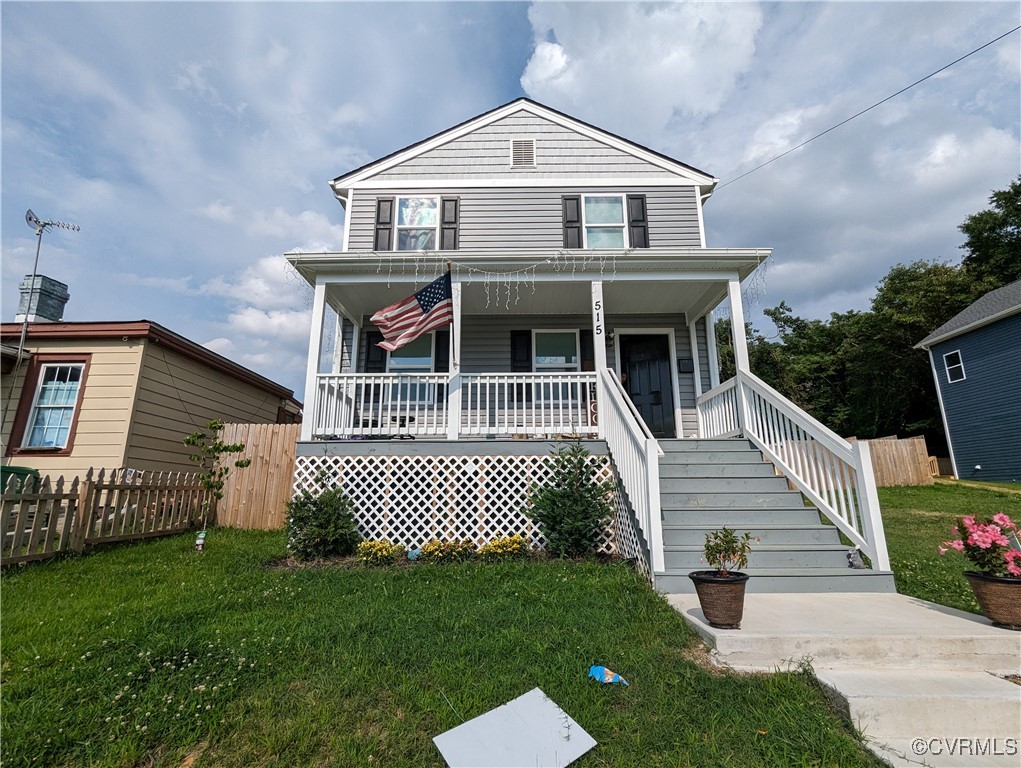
[943,350,966,383]
[375,196,458,251]
[563,194,648,249]
[396,197,439,251]
[583,196,626,248]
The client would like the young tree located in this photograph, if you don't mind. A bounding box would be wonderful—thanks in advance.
[184,420,251,529]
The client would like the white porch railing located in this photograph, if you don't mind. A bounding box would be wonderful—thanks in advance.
[598,368,665,573]
[460,372,598,437]
[311,372,601,439]
[312,374,449,437]
[697,371,890,570]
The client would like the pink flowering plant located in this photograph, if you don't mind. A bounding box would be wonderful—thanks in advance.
[939,513,1021,578]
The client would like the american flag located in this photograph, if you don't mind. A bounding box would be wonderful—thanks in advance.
[370,271,453,352]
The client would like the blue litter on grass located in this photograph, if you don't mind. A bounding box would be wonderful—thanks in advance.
[588,665,628,685]
[408,547,422,561]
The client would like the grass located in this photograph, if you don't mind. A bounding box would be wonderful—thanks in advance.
[1,529,881,768]
[878,482,1021,613]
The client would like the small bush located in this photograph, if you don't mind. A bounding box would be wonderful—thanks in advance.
[419,539,476,563]
[478,535,531,562]
[285,486,360,561]
[357,540,407,566]
[525,439,615,557]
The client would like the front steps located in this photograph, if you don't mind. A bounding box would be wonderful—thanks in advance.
[653,439,896,594]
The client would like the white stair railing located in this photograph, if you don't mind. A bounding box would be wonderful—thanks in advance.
[697,371,890,570]
[598,368,665,573]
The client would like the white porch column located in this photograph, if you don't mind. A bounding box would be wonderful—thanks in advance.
[726,277,751,434]
[301,279,327,441]
[590,281,607,371]
[446,279,462,440]
[689,319,704,438]
[705,313,720,389]
[726,278,751,373]
[591,281,607,438]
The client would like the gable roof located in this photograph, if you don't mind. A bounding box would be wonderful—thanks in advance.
[0,320,301,407]
[915,279,1021,349]
[330,98,717,198]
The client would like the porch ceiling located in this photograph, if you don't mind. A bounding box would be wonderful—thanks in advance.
[325,278,729,322]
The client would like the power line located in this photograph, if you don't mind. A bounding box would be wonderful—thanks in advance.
[717,25,1021,190]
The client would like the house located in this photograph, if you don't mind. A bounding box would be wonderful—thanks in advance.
[287,98,892,592]
[1,276,301,480]
[915,279,1021,483]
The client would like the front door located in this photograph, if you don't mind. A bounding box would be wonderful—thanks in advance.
[620,334,675,438]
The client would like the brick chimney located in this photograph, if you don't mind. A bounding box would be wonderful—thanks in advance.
[15,274,70,323]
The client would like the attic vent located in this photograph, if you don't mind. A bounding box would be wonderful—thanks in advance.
[511,139,536,167]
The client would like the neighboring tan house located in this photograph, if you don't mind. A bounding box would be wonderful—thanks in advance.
[915,279,1021,483]
[2,292,301,480]
[286,98,892,592]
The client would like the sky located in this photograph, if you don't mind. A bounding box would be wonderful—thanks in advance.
[2,1,1019,399]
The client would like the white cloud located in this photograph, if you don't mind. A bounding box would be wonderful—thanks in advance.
[201,255,306,312]
[248,209,344,251]
[199,201,235,223]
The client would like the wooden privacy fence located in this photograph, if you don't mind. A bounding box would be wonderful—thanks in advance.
[852,436,933,487]
[1,468,210,566]
[216,423,300,530]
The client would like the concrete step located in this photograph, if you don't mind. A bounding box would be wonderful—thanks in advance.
[656,568,895,594]
[658,461,779,478]
[661,490,807,508]
[870,736,1021,768]
[663,543,849,570]
[662,523,843,547]
[659,476,792,493]
[816,667,1021,738]
[661,507,824,527]
[663,593,1021,673]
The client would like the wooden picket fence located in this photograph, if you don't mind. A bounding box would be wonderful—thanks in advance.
[216,423,300,530]
[1,468,210,566]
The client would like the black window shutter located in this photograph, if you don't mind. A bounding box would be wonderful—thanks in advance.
[510,330,532,372]
[563,196,582,248]
[627,194,649,248]
[440,198,459,251]
[434,330,450,373]
[374,198,395,251]
[363,330,387,373]
[580,330,595,372]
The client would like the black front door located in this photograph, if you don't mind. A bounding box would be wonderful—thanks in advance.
[620,334,675,438]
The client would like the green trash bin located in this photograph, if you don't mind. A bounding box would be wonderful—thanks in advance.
[1,465,41,493]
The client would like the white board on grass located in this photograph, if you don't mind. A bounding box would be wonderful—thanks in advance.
[433,687,597,768]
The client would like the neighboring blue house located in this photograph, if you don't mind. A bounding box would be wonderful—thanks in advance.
[916,279,1021,483]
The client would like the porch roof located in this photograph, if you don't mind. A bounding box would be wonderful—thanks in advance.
[286,247,769,321]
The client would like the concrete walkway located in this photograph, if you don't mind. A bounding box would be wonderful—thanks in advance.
[666,592,1021,767]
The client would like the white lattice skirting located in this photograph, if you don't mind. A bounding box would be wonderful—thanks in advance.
[293,453,648,576]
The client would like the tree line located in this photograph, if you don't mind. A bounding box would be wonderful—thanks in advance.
[716,176,1019,453]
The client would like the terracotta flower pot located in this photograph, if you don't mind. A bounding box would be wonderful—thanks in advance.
[963,571,1021,631]
[689,570,750,629]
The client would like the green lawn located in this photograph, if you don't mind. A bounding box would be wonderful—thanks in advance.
[1,529,881,768]
[878,481,1021,613]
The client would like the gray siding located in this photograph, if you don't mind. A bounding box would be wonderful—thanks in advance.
[373,112,676,180]
[348,186,701,251]
[357,313,701,437]
[695,316,713,394]
[933,314,1021,483]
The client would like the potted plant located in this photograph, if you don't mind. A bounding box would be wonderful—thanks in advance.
[689,527,754,629]
[939,513,1021,630]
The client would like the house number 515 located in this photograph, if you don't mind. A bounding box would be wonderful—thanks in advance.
[594,299,603,335]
